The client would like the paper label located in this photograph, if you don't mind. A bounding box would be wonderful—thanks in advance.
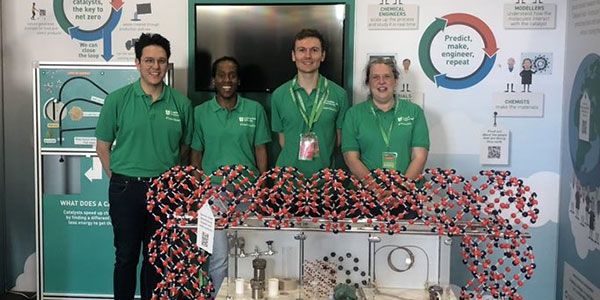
[196,203,215,254]
[579,91,591,142]
[563,262,600,300]
[480,127,510,165]
[493,92,544,117]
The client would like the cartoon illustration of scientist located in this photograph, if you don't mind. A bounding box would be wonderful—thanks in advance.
[504,57,519,93]
[520,58,536,92]
[400,58,413,93]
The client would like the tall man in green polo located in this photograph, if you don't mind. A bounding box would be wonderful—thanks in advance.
[191,56,271,293]
[95,33,193,300]
[271,28,349,177]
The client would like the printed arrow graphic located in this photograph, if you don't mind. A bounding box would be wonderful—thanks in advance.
[418,17,447,81]
[443,13,499,57]
[61,1,122,61]
[100,7,122,61]
[68,26,104,41]
[434,53,497,89]
[111,0,124,11]
[85,157,103,182]
[102,29,114,61]
[54,0,73,34]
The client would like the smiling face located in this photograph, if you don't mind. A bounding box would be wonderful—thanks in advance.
[135,45,168,89]
[292,37,326,75]
[368,63,397,104]
[213,60,239,101]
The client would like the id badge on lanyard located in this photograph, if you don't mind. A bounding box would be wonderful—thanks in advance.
[382,152,398,169]
[290,76,328,161]
[371,98,400,170]
[298,132,320,161]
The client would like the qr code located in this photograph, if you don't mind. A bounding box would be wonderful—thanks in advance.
[201,232,209,247]
[487,146,501,159]
[582,120,588,134]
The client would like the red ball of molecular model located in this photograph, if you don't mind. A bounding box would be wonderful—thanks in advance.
[146,166,539,300]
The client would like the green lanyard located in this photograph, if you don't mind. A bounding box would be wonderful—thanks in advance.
[289,76,330,132]
[370,97,399,151]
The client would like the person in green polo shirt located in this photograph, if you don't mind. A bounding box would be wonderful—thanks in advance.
[271,28,349,178]
[342,57,429,184]
[191,56,271,293]
[95,33,193,300]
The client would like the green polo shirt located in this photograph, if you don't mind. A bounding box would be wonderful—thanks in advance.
[271,75,349,177]
[192,96,271,175]
[342,98,429,173]
[95,80,193,177]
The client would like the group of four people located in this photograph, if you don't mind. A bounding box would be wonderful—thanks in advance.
[94,29,430,299]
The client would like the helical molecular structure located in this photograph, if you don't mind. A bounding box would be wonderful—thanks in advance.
[146,165,539,300]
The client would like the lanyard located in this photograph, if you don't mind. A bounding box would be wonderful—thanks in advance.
[289,76,330,132]
[370,97,399,150]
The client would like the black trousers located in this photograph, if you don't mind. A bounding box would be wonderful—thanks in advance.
[108,175,161,300]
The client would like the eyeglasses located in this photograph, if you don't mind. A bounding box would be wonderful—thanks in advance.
[142,57,168,66]
[369,74,395,82]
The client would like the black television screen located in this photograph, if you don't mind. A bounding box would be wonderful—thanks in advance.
[194,4,346,92]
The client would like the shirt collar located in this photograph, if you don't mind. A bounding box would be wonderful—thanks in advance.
[134,79,168,102]
[210,95,243,112]
[369,96,398,113]
[292,74,325,92]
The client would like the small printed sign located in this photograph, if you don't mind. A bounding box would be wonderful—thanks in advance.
[368,3,419,30]
[503,3,556,29]
[493,92,544,117]
[480,127,510,165]
[579,91,591,142]
[197,202,215,254]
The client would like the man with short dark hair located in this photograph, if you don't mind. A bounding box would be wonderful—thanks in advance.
[271,28,349,177]
[95,32,193,300]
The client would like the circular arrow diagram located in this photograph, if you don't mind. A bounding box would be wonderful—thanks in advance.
[419,13,498,89]
[53,0,123,61]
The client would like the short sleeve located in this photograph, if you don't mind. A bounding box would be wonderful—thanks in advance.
[411,107,430,150]
[254,104,272,146]
[95,93,117,143]
[341,107,359,153]
[336,88,350,129]
[180,98,194,146]
[191,106,205,151]
[271,89,283,133]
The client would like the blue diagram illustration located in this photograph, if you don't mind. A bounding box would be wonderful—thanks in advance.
[53,0,123,61]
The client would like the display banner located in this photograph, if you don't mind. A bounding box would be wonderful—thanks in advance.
[37,64,150,152]
[35,62,172,298]
[42,156,113,295]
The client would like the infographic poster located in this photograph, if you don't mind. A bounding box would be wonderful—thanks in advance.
[567,53,600,259]
[35,63,172,297]
[42,156,113,295]
[353,1,565,299]
[38,65,139,151]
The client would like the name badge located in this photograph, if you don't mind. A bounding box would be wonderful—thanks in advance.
[382,152,398,169]
[298,132,320,161]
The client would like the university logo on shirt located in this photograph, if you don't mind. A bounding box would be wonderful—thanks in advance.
[397,116,414,126]
[238,116,256,127]
[164,109,181,122]
[324,100,338,112]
